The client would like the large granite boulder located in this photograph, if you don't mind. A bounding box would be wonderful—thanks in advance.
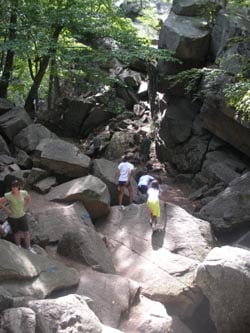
[172,0,213,17]
[80,107,113,137]
[198,172,250,232]
[159,13,210,63]
[0,98,13,114]
[120,295,192,333]
[47,175,110,219]
[0,107,32,140]
[97,203,214,317]
[0,307,36,333]
[13,124,57,153]
[0,135,10,155]
[57,227,115,274]
[76,270,140,328]
[28,294,102,333]
[0,239,79,300]
[195,246,250,333]
[36,138,90,178]
[104,131,135,161]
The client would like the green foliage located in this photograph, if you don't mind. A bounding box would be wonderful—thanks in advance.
[167,67,222,99]
[224,80,250,121]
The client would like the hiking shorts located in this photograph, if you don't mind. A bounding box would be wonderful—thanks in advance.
[8,215,29,233]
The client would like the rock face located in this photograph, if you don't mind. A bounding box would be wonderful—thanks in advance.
[0,239,79,300]
[47,175,110,219]
[97,203,214,317]
[195,246,250,333]
[36,138,91,178]
[158,12,210,64]
[75,270,140,328]
[198,172,250,232]
[28,294,102,333]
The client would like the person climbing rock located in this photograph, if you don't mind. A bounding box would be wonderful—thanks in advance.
[147,180,167,231]
[115,154,134,210]
[0,179,35,253]
[137,173,155,195]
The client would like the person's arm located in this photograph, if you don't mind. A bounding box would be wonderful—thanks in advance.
[0,197,12,215]
[24,193,31,211]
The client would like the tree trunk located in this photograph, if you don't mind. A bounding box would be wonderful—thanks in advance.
[0,4,17,98]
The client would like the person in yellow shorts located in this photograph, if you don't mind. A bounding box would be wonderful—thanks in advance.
[147,180,166,231]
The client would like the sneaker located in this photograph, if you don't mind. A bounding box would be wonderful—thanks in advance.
[119,205,125,211]
[28,247,36,254]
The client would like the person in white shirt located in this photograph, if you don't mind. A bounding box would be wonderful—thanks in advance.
[138,174,155,195]
[115,155,134,209]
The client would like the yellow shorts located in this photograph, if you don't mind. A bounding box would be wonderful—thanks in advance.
[147,200,160,217]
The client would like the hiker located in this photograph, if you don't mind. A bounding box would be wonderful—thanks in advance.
[147,180,167,231]
[137,173,155,195]
[92,132,102,158]
[0,179,35,253]
[115,154,134,210]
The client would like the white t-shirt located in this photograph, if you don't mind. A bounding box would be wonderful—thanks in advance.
[118,162,134,182]
[147,187,159,202]
[138,175,155,187]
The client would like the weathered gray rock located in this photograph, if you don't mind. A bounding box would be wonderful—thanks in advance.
[76,270,139,328]
[91,158,139,205]
[0,135,10,155]
[0,98,13,114]
[26,168,50,186]
[172,0,211,17]
[120,295,192,333]
[104,131,135,160]
[0,287,13,312]
[0,307,36,333]
[0,239,79,299]
[13,123,57,152]
[201,161,240,186]
[195,246,250,333]
[159,13,210,62]
[47,175,110,219]
[57,226,115,274]
[32,176,57,194]
[62,98,92,136]
[234,230,250,250]
[198,172,250,231]
[80,107,113,137]
[36,138,91,178]
[211,10,250,57]
[97,203,214,317]
[16,149,33,169]
[30,201,92,244]
[119,68,142,90]
[28,294,102,333]
[0,107,32,140]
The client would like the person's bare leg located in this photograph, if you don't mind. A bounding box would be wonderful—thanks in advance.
[118,186,125,206]
[127,184,133,204]
[14,231,21,246]
[23,231,31,249]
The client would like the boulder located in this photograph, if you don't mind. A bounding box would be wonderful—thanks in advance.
[16,149,33,169]
[0,239,79,299]
[0,98,13,114]
[32,176,57,194]
[172,0,211,17]
[159,13,210,63]
[28,294,102,333]
[104,131,135,161]
[0,135,10,155]
[97,203,214,317]
[0,307,36,333]
[198,172,250,232]
[201,161,240,187]
[119,68,142,90]
[47,175,110,219]
[91,158,139,205]
[211,10,250,57]
[120,295,192,333]
[30,201,92,244]
[13,124,57,153]
[36,138,91,178]
[57,226,115,274]
[62,98,92,136]
[0,107,32,140]
[0,287,13,312]
[76,270,139,328]
[26,168,50,186]
[80,107,113,137]
[195,246,250,333]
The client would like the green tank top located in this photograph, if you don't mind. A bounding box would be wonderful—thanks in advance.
[4,190,28,218]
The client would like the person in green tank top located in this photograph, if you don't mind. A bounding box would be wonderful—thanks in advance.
[0,179,34,253]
